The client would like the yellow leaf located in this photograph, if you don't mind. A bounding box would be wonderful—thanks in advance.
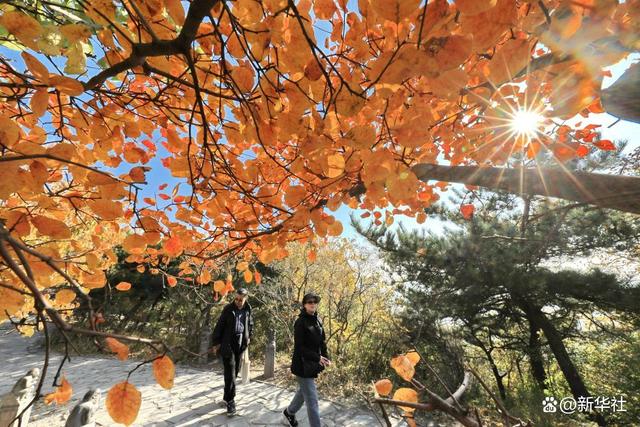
[106,382,141,426]
[153,355,175,389]
[236,261,249,271]
[105,337,130,360]
[392,388,418,412]
[64,43,87,75]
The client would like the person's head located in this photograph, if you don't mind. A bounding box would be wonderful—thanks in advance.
[302,292,320,314]
[234,288,248,309]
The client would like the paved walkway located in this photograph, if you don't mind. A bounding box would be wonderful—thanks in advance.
[0,325,400,426]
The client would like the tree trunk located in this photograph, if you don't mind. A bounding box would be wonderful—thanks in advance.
[601,63,640,124]
[264,328,276,379]
[471,336,508,401]
[199,307,212,365]
[527,321,548,391]
[517,298,607,426]
[409,164,640,215]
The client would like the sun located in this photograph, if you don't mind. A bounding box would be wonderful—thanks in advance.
[508,108,544,140]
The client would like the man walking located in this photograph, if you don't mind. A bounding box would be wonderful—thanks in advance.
[211,288,253,416]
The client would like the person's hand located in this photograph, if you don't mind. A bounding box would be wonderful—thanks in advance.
[320,356,331,367]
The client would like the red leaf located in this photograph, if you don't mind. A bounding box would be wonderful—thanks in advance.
[593,139,615,151]
[576,145,589,157]
[460,204,475,220]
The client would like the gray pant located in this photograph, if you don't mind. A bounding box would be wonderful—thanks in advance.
[287,376,321,427]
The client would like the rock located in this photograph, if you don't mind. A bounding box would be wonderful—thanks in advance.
[0,368,40,427]
[64,389,100,427]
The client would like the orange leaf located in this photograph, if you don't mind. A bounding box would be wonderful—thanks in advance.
[460,204,475,220]
[115,281,132,292]
[30,89,49,117]
[21,52,50,84]
[165,0,185,25]
[405,351,420,366]
[167,276,178,287]
[49,75,84,96]
[153,355,175,389]
[392,388,418,412]
[308,250,317,263]
[374,379,393,397]
[106,382,141,426]
[44,377,73,405]
[213,280,226,292]
[254,271,262,285]
[243,269,253,283]
[164,235,184,257]
[455,0,496,16]
[390,355,415,381]
[31,215,71,239]
[106,337,130,361]
[324,153,345,178]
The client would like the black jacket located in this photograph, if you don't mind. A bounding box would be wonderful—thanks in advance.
[290,310,329,378]
[211,302,253,357]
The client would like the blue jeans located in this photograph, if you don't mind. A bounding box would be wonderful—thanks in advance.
[287,376,321,427]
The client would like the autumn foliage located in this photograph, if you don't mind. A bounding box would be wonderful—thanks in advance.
[0,0,638,424]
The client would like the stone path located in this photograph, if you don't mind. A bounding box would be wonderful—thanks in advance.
[1,325,401,427]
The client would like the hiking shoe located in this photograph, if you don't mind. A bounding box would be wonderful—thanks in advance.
[282,408,298,426]
[226,401,237,417]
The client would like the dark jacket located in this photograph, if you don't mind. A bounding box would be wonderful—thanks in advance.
[211,302,253,357]
[290,309,329,378]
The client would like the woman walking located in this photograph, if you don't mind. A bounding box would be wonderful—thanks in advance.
[283,292,331,427]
